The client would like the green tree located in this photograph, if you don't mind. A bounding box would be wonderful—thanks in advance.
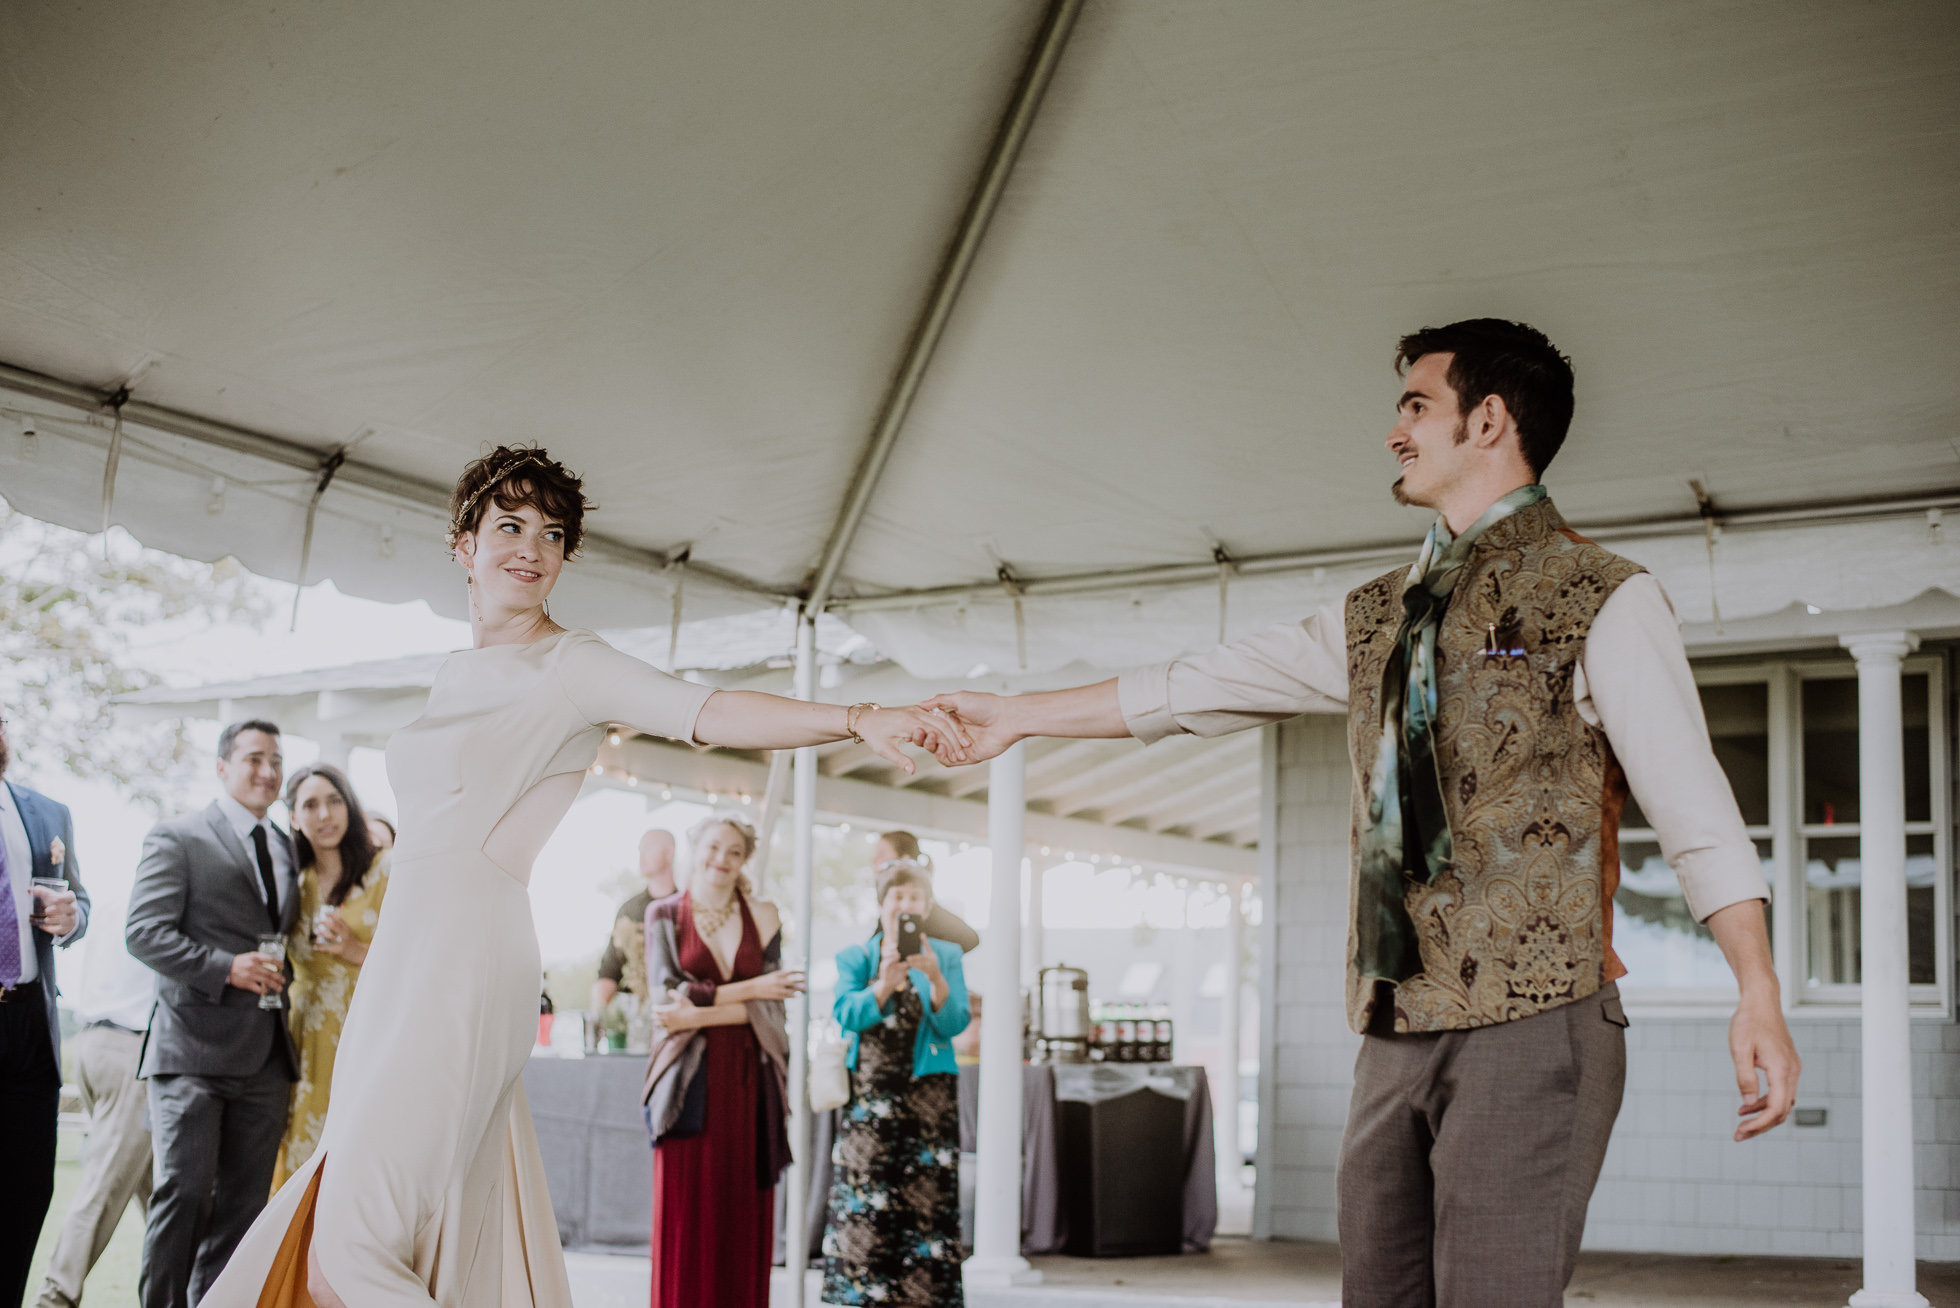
[0,501,271,810]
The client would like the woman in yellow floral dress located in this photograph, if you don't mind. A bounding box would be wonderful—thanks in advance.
[272,763,390,1191]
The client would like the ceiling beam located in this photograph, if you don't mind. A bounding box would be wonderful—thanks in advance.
[802,0,1085,613]
[1138,760,1262,831]
[599,733,1253,879]
[826,486,1960,613]
[1038,741,1213,816]
[0,360,783,603]
[1154,780,1262,839]
[1025,737,1122,787]
[1095,739,1261,825]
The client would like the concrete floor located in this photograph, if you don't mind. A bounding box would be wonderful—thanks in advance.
[565,1240,1960,1307]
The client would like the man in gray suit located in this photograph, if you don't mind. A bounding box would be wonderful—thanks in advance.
[127,720,300,1308]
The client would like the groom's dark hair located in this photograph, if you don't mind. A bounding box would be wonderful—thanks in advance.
[1395,319,1575,479]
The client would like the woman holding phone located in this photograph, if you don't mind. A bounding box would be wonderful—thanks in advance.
[823,859,970,1307]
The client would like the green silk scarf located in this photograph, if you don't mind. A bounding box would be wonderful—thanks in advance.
[1354,483,1548,986]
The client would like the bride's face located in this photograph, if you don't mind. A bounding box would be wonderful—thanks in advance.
[456,498,565,615]
[692,823,751,895]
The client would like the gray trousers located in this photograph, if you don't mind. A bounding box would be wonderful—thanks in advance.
[139,1046,291,1308]
[35,1025,155,1308]
[1337,983,1628,1308]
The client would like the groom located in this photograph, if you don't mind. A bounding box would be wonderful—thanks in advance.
[927,319,1802,1305]
[127,720,300,1308]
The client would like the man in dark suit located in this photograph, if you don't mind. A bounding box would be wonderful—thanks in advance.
[126,720,299,1308]
[0,712,89,1307]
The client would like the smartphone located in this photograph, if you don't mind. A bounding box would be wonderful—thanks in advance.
[894,912,923,960]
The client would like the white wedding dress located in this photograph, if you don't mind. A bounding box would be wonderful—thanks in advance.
[204,630,713,1307]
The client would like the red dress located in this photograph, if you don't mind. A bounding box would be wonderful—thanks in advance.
[650,896,774,1308]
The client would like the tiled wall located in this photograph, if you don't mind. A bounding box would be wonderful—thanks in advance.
[1257,715,1960,1260]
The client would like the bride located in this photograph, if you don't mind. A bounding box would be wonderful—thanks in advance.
[203,445,971,1308]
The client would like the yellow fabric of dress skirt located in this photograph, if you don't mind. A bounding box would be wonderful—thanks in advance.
[272,854,390,1193]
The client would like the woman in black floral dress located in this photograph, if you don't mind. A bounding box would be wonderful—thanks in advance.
[823,862,971,1307]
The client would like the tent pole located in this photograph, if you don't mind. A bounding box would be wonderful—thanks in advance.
[1218,875,1246,1192]
[803,0,1084,614]
[782,610,819,1306]
[967,742,1040,1288]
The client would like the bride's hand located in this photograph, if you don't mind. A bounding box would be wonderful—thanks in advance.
[857,705,972,774]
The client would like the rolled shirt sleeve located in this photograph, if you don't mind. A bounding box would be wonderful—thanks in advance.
[1577,573,1771,921]
[1116,602,1350,744]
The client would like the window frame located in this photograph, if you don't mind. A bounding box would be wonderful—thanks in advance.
[1785,652,1949,1017]
[1615,653,1951,1020]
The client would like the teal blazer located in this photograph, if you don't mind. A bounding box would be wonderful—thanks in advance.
[834,933,970,1078]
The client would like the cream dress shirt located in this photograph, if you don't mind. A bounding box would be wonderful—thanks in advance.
[1116,571,1770,923]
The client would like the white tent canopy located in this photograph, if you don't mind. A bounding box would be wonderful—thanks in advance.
[2,0,1956,670]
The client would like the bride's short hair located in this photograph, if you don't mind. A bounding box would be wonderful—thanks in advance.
[447,445,594,556]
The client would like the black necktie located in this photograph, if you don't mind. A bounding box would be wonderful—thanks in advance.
[250,825,281,930]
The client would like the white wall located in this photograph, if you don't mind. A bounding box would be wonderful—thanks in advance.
[1260,715,1960,1260]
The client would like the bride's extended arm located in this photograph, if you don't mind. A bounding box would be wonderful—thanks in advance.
[559,637,971,773]
[694,691,971,774]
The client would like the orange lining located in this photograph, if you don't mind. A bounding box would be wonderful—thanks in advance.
[256,1159,324,1308]
[1599,750,1629,985]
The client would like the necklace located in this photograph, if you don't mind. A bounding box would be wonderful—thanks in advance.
[691,890,740,939]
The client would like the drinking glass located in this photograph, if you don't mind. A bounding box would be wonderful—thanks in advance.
[256,933,287,1011]
[28,877,68,926]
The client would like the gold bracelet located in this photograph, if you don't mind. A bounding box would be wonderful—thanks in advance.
[845,702,883,743]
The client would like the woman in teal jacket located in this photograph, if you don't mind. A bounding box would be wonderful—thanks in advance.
[822,860,970,1307]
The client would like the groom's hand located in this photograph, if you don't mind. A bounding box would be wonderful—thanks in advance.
[918,691,1015,766]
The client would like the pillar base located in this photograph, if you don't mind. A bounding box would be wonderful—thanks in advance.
[963,1256,1043,1288]
[1849,1291,1930,1307]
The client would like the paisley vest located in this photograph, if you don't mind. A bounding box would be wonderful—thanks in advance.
[1343,497,1645,1034]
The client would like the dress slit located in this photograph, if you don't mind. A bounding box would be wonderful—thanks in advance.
[255,1156,325,1308]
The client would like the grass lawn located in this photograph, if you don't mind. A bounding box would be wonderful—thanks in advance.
[28,1127,147,1307]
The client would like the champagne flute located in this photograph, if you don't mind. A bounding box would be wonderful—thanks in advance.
[256,933,287,1011]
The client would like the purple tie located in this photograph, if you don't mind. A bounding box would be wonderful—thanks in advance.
[0,832,20,988]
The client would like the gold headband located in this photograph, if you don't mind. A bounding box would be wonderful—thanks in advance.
[450,451,553,534]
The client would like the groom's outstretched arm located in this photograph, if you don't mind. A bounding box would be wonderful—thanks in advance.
[920,681,1128,765]
[924,603,1352,766]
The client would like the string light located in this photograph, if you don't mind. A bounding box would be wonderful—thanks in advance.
[661,788,673,800]
[739,793,752,805]
[708,792,720,803]
[608,732,622,747]
[590,764,603,775]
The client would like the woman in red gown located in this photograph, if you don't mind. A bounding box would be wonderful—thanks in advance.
[642,815,802,1308]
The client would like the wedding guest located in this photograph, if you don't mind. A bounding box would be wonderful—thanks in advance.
[271,763,390,1190]
[0,713,88,1308]
[126,719,299,1308]
[871,830,978,953]
[365,815,396,851]
[642,814,804,1308]
[592,828,677,1010]
[823,859,969,1308]
[34,942,155,1308]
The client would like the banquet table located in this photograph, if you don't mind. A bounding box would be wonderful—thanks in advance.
[523,1054,1216,1257]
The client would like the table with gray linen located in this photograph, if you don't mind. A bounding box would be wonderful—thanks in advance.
[522,1055,1216,1258]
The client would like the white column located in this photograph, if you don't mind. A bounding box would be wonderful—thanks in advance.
[1024,856,1046,989]
[1172,883,1196,1063]
[1217,875,1246,1186]
[1843,631,1927,1308]
[315,733,353,771]
[967,742,1040,1288]
[781,613,818,1305]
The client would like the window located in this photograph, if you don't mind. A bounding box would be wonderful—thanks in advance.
[1614,675,1776,997]
[1613,656,1950,1012]
[1798,666,1943,1000]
